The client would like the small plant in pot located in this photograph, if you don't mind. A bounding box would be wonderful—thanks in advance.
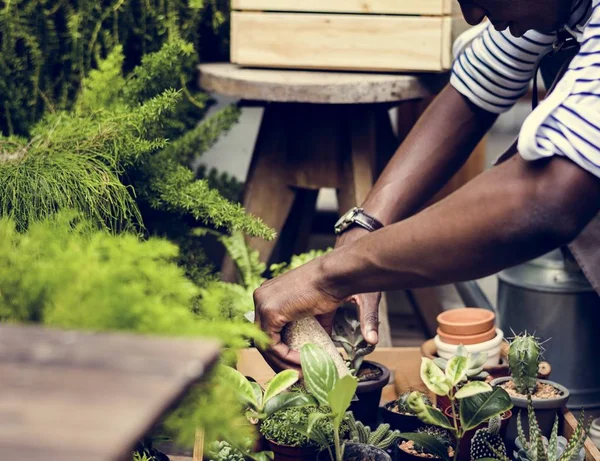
[343,411,402,459]
[333,314,390,427]
[382,391,432,432]
[298,343,391,461]
[400,346,513,461]
[397,426,455,461]
[431,356,490,411]
[490,333,570,452]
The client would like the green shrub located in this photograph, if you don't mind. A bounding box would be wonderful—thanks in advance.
[260,406,336,448]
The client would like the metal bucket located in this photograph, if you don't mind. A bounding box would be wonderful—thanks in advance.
[496,249,600,410]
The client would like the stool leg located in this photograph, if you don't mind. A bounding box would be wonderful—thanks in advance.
[221,105,297,282]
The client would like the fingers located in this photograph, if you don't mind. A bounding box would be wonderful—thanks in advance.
[357,292,381,345]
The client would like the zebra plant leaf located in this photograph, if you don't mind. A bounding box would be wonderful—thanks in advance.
[301,343,339,406]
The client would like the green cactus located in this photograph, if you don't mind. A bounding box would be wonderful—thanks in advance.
[345,412,402,450]
[509,333,542,395]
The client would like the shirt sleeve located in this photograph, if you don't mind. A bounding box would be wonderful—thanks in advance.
[519,1,600,178]
[450,24,555,114]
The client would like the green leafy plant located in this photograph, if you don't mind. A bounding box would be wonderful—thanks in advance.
[220,366,316,421]
[345,412,402,450]
[509,333,542,395]
[401,346,513,461]
[299,344,358,461]
[470,416,507,461]
[401,426,455,458]
[332,314,375,375]
[397,391,432,415]
[433,356,489,382]
[206,439,274,461]
[512,396,588,461]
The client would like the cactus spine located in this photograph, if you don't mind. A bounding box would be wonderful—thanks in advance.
[509,333,541,395]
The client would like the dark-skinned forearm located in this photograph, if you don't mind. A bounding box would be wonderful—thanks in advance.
[322,155,600,298]
[361,84,497,225]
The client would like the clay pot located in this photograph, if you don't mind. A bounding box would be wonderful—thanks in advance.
[435,329,504,368]
[490,377,570,454]
[381,401,425,432]
[436,326,497,345]
[437,308,495,336]
[267,440,318,461]
[317,442,391,461]
[443,406,512,461]
[349,361,390,428]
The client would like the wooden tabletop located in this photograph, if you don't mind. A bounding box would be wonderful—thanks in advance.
[0,325,220,461]
[198,63,445,104]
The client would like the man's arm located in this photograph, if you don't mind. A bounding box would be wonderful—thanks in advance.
[254,153,600,368]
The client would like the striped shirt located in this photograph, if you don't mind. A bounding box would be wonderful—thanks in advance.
[450,0,600,177]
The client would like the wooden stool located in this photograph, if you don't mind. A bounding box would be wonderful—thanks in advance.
[199,64,468,346]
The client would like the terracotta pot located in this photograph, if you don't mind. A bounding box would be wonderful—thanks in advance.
[267,440,318,461]
[317,442,391,461]
[437,308,495,336]
[381,401,425,432]
[443,406,511,461]
[349,361,390,428]
[436,325,496,345]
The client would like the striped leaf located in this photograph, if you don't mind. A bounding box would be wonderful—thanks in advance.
[301,343,339,406]
[263,369,299,404]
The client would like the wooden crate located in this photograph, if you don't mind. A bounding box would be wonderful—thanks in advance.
[235,347,600,461]
[231,0,466,72]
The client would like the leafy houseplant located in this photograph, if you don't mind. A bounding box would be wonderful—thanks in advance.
[382,392,431,432]
[490,334,570,448]
[511,396,587,461]
[402,346,513,461]
[333,315,390,426]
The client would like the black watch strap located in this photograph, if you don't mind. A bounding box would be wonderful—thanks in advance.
[335,207,384,235]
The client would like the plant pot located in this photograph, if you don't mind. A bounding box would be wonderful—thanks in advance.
[349,361,390,428]
[434,329,504,367]
[436,325,496,345]
[437,308,495,336]
[589,418,600,450]
[490,377,570,455]
[444,406,512,461]
[381,401,425,432]
[394,440,451,461]
[267,440,319,461]
[317,442,392,461]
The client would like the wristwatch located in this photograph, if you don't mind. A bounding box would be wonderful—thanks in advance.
[334,207,384,235]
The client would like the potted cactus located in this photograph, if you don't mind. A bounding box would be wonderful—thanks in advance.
[490,333,570,450]
[333,315,390,427]
[381,391,431,432]
[343,412,402,459]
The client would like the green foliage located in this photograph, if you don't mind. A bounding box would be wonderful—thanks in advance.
[270,248,331,277]
[509,333,542,395]
[397,392,432,415]
[514,397,587,461]
[345,412,402,450]
[332,313,375,375]
[207,441,247,461]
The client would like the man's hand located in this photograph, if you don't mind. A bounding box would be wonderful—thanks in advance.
[253,256,343,370]
[335,227,382,345]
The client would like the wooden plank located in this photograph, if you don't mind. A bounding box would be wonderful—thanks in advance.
[231,12,453,72]
[0,325,220,461]
[232,0,452,16]
[563,409,600,461]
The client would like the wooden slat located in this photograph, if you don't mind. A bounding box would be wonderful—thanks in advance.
[563,409,600,461]
[232,0,453,16]
[0,325,220,461]
[231,12,453,72]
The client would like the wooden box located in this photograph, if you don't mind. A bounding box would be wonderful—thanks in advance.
[231,0,466,72]
[233,347,600,461]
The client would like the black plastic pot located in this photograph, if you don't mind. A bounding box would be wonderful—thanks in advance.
[490,377,570,454]
[267,440,318,461]
[349,361,390,427]
[317,442,392,461]
[381,401,425,432]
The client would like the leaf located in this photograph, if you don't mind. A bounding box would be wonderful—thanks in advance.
[301,344,339,406]
[467,352,488,370]
[307,412,330,436]
[219,365,259,409]
[548,415,559,461]
[399,433,452,461]
[250,381,263,408]
[455,381,493,399]
[263,392,317,417]
[407,391,454,430]
[328,375,358,428]
[263,369,299,404]
[459,387,513,431]
[445,355,469,386]
[420,358,451,396]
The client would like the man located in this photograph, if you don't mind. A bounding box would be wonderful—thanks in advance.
[254,0,600,371]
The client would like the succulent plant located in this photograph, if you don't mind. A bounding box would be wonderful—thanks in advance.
[397,391,432,415]
[345,412,402,450]
[509,333,542,395]
[470,415,507,461]
[513,396,588,461]
[333,313,375,374]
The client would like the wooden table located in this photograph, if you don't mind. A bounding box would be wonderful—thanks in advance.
[0,325,220,461]
[198,64,481,345]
